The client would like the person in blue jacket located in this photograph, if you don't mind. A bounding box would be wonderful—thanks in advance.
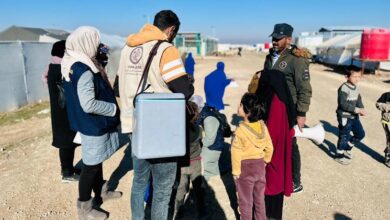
[204,62,232,111]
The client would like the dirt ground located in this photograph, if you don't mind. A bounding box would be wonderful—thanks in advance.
[1,52,389,220]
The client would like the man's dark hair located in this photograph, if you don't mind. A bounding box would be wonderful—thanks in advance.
[153,10,180,32]
[240,93,262,123]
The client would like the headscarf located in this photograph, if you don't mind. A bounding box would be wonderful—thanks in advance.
[61,26,100,81]
[256,69,296,129]
[184,52,195,76]
[189,95,204,110]
[204,62,231,110]
[42,40,66,84]
[51,40,66,58]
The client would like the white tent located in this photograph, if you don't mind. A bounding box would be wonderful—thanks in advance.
[296,32,323,55]
[316,34,378,70]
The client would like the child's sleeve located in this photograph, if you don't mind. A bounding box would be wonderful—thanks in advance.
[231,130,243,177]
[262,125,274,163]
[376,93,390,112]
[356,94,364,109]
[202,116,220,148]
[376,102,390,112]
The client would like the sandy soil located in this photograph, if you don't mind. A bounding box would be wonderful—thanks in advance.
[1,52,389,220]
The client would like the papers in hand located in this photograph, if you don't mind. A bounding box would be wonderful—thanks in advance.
[73,132,81,144]
[227,81,239,88]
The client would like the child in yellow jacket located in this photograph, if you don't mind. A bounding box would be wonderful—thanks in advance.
[232,93,273,220]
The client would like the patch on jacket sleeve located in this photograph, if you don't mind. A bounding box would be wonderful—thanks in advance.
[303,68,310,80]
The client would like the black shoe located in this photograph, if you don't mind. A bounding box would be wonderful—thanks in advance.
[385,154,390,168]
[293,184,303,193]
[61,173,80,183]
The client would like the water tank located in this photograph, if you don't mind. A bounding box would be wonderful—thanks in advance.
[360,29,390,60]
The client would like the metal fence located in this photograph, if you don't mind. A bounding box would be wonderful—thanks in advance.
[0,42,52,112]
[0,42,121,112]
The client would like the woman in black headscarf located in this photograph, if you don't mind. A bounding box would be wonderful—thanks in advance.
[256,69,296,220]
[45,40,80,182]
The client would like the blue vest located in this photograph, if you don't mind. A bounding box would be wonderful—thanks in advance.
[64,62,119,136]
[196,106,225,151]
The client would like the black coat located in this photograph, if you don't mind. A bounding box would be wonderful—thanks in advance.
[47,63,78,149]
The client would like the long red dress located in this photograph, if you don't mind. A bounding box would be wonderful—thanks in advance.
[264,95,294,197]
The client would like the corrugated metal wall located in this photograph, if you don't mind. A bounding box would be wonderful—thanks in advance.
[0,42,51,112]
[0,42,121,112]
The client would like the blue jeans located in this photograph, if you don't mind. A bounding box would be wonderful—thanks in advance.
[337,117,365,152]
[131,155,177,220]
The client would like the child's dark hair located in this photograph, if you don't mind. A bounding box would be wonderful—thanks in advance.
[187,101,199,124]
[344,66,361,77]
[240,93,262,123]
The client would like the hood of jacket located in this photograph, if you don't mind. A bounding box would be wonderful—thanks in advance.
[239,121,266,147]
[126,24,168,47]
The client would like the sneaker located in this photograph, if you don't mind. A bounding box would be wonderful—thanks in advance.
[293,184,303,193]
[62,173,80,183]
[344,150,352,159]
[385,154,390,168]
[335,154,351,165]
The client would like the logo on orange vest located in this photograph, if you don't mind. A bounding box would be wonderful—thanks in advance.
[279,61,287,69]
[130,47,143,64]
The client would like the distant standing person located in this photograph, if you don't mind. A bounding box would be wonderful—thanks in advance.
[335,68,366,165]
[238,47,242,56]
[204,62,232,111]
[262,23,312,193]
[376,91,390,167]
[184,52,195,77]
[44,40,80,182]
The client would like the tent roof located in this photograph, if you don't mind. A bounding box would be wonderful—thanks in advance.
[317,35,352,48]
[331,34,361,48]
[0,25,69,40]
[318,34,361,49]
[318,26,376,32]
[100,32,125,49]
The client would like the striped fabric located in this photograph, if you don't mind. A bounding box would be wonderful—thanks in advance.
[160,47,187,82]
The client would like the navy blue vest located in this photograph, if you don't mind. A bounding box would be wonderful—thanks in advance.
[64,62,119,136]
[196,106,225,151]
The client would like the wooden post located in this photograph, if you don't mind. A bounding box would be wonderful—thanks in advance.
[361,60,365,77]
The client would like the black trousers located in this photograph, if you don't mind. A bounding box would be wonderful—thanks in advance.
[79,163,104,202]
[59,148,75,176]
[265,193,284,220]
[292,137,301,186]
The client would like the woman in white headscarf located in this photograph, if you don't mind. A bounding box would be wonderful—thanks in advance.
[62,26,121,220]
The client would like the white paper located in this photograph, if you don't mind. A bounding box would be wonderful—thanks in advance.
[73,132,81,144]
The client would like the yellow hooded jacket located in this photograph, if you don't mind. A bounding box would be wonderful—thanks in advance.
[231,120,274,176]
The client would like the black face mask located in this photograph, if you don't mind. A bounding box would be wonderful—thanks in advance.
[96,44,109,67]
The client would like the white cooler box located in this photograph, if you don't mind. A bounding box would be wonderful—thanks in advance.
[132,93,186,159]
